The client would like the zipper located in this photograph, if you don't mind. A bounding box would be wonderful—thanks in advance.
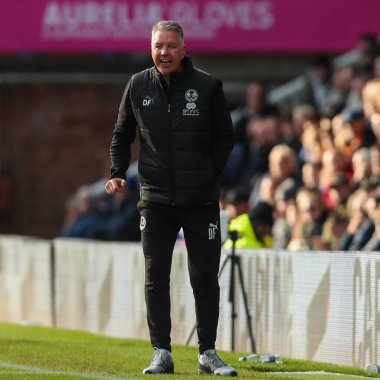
[167,94,175,205]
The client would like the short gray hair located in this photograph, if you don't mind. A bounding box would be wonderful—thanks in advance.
[151,20,184,47]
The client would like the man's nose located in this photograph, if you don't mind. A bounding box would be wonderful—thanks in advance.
[160,46,169,54]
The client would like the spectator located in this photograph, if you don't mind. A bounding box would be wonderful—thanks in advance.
[257,144,299,206]
[88,176,141,241]
[362,207,380,251]
[319,148,347,189]
[321,66,354,118]
[295,55,332,114]
[302,162,321,190]
[318,208,349,250]
[342,111,376,150]
[61,176,109,238]
[287,188,328,251]
[339,188,373,250]
[370,144,380,176]
[223,201,273,250]
[292,104,319,137]
[357,33,380,77]
[220,186,250,221]
[272,178,298,249]
[325,172,351,211]
[351,147,372,190]
[238,114,282,188]
[231,81,278,145]
[223,82,279,188]
[362,69,380,121]
[299,125,323,167]
[362,188,380,250]
[62,174,140,241]
[342,70,370,114]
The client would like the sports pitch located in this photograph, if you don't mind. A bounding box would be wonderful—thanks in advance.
[0,323,378,380]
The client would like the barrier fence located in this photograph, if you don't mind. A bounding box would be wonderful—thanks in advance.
[0,234,379,368]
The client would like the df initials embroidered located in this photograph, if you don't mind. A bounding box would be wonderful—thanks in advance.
[208,221,218,240]
[143,95,154,107]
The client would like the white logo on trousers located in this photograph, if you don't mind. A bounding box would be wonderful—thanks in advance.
[208,221,218,240]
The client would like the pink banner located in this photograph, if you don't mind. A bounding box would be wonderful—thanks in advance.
[1,0,379,53]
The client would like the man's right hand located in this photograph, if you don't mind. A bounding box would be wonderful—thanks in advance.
[105,178,127,194]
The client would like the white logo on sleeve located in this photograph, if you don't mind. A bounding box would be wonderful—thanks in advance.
[208,221,219,240]
[183,89,199,116]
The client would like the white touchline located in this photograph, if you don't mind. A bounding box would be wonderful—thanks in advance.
[271,371,370,379]
[0,362,135,380]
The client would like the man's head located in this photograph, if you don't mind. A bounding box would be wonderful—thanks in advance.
[151,20,186,82]
[248,202,274,243]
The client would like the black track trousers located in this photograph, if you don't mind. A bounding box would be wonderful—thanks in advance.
[137,199,221,352]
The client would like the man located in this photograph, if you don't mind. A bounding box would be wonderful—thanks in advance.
[105,20,236,376]
[223,201,274,250]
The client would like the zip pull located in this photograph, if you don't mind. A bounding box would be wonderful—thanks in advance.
[168,104,171,113]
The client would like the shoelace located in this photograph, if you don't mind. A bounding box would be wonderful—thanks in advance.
[151,349,163,365]
[204,352,226,368]
[151,348,168,367]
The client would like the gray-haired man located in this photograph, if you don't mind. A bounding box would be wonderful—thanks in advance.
[106,20,237,376]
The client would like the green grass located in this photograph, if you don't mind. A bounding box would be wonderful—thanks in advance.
[0,323,378,380]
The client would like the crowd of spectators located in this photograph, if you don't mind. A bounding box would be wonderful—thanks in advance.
[62,33,380,251]
[221,33,380,251]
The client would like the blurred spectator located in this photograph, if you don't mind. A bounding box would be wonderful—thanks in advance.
[299,125,323,167]
[223,82,279,188]
[257,144,299,206]
[321,66,354,117]
[362,67,380,121]
[295,55,332,114]
[61,176,109,236]
[231,81,279,145]
[62,174,140,241]
[362,188,380,250]
[272,178,298,249]
[318,208,349,250]
[287,188,328,251]
[357,33,380,77]
[302,162,321,190]
[370,144,380,176]
[319,148,347,189]
[351,147,372,190]
[221,186,250,221]
[343,111,376,149]
[238,114,282,188]
[324,172,351,211]
[223,201,273,250]
[342,70,370,114]
[339,188,373,250]
[292,104,319,137]
[363,207,380,250]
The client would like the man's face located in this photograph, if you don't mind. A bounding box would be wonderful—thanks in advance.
[252,220,272,243]
[151,30,186,80]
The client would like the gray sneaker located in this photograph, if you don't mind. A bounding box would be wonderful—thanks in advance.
[143,347,174,374]
[198,349,238,376]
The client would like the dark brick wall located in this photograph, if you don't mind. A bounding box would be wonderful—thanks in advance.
[0,81,138,238]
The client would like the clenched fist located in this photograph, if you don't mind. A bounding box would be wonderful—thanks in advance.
[105,178,127,194]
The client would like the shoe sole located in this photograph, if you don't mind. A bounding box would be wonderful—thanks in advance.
[198,367,238,376]
[143,364,174,374]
